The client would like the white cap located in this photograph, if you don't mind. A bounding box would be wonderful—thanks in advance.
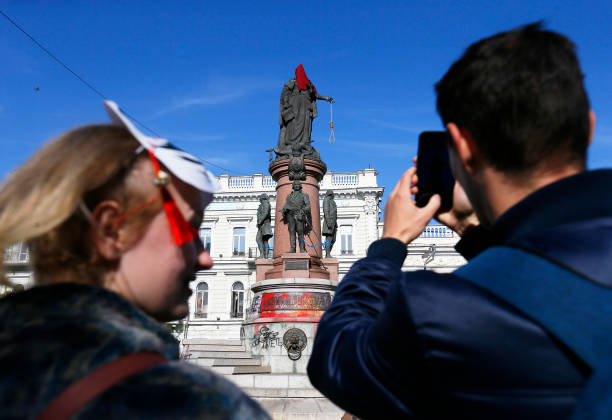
[104,100,220,194]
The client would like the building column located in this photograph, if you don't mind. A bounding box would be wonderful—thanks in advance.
[363,194,380,248]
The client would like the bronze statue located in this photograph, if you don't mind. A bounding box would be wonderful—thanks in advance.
[322,190,338,257]
[256,194,273,258]
[272,65,333,161]
[281,180,311,253]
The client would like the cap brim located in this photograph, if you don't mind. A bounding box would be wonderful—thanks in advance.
[104,100,220,193]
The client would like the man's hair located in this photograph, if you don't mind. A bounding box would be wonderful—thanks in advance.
[436,22,591,175]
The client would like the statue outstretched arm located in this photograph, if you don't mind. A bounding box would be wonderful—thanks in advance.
[315,93,334,103]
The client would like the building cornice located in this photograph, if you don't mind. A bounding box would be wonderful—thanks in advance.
[226,216,253,222]
[224,270,251,276]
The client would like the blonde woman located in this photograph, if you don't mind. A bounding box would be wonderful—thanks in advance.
[0,102,269,420]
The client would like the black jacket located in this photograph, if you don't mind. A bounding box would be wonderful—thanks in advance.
[308,170,612,419]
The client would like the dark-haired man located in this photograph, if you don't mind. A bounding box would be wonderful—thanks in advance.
[308,23,610,419]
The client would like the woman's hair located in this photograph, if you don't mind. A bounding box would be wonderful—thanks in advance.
[0,124,162,285]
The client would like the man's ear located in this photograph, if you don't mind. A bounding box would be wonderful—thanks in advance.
[446,123,481,175]
[90,200,124,261]
[588,110,596,147]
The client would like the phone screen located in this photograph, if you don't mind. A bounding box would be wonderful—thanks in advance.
[416,131,455,212]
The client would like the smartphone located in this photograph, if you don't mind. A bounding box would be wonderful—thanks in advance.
[415,131,455,212]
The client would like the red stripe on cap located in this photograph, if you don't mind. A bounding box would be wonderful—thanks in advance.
[146,150,197,245]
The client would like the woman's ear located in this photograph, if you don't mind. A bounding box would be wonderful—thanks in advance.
[90,200,123,261]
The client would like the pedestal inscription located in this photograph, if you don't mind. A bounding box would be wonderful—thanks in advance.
[285,261,308,271]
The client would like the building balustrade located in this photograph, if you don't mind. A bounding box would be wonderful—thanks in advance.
[220,171,369,191]
[331,174,358,186]
[262,176,276,187]
[420,225,454,238]
[228,177,254,189]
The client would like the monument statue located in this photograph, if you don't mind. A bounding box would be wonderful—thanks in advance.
[281,180,311,253]
[271,64,333,161]
[322,190,338,258]
[256,194,273,259]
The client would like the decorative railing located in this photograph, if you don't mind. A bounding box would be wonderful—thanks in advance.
[220,173,366,190]
[331,174,358,186]
[228,177,254,189]
[262,176,276,187]
[420,225,454,238]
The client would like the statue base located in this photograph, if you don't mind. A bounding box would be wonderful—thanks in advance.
[241,155,339,374]
[242,273,337,374]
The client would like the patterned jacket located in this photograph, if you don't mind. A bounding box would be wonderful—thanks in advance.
[0,282,269,419]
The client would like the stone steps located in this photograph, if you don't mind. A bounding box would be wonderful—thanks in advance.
[233,365,272,374]
[228,373,345,417]
[183,338,243,346]
[256,398,344,419]
[243,387,324,398]
[183,338,269,375]
[188,344,247,352]
[210,366,235,375]
[226,373,314,389]
[213,358,262,366]
[191,351,252,359]
[184,343,344,416]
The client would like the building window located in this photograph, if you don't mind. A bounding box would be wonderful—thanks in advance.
[233,227,246,256]
[3,242,29,263]
[195,282,208,318]
[340,225,353,255]
[199,228,211,252]
[231,282,244,318]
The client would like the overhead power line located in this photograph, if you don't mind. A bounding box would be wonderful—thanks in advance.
[0,9,248,176]
[0,9,107,100]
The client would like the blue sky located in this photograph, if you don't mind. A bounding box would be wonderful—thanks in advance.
[2,1,611,204]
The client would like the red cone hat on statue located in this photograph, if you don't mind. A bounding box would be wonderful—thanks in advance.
[295,64,316,94]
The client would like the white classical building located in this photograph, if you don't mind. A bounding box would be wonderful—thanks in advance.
[182,168,386,340]
[2,168,467,338]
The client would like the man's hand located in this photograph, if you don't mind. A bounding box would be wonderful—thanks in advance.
[382,168,440,244]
